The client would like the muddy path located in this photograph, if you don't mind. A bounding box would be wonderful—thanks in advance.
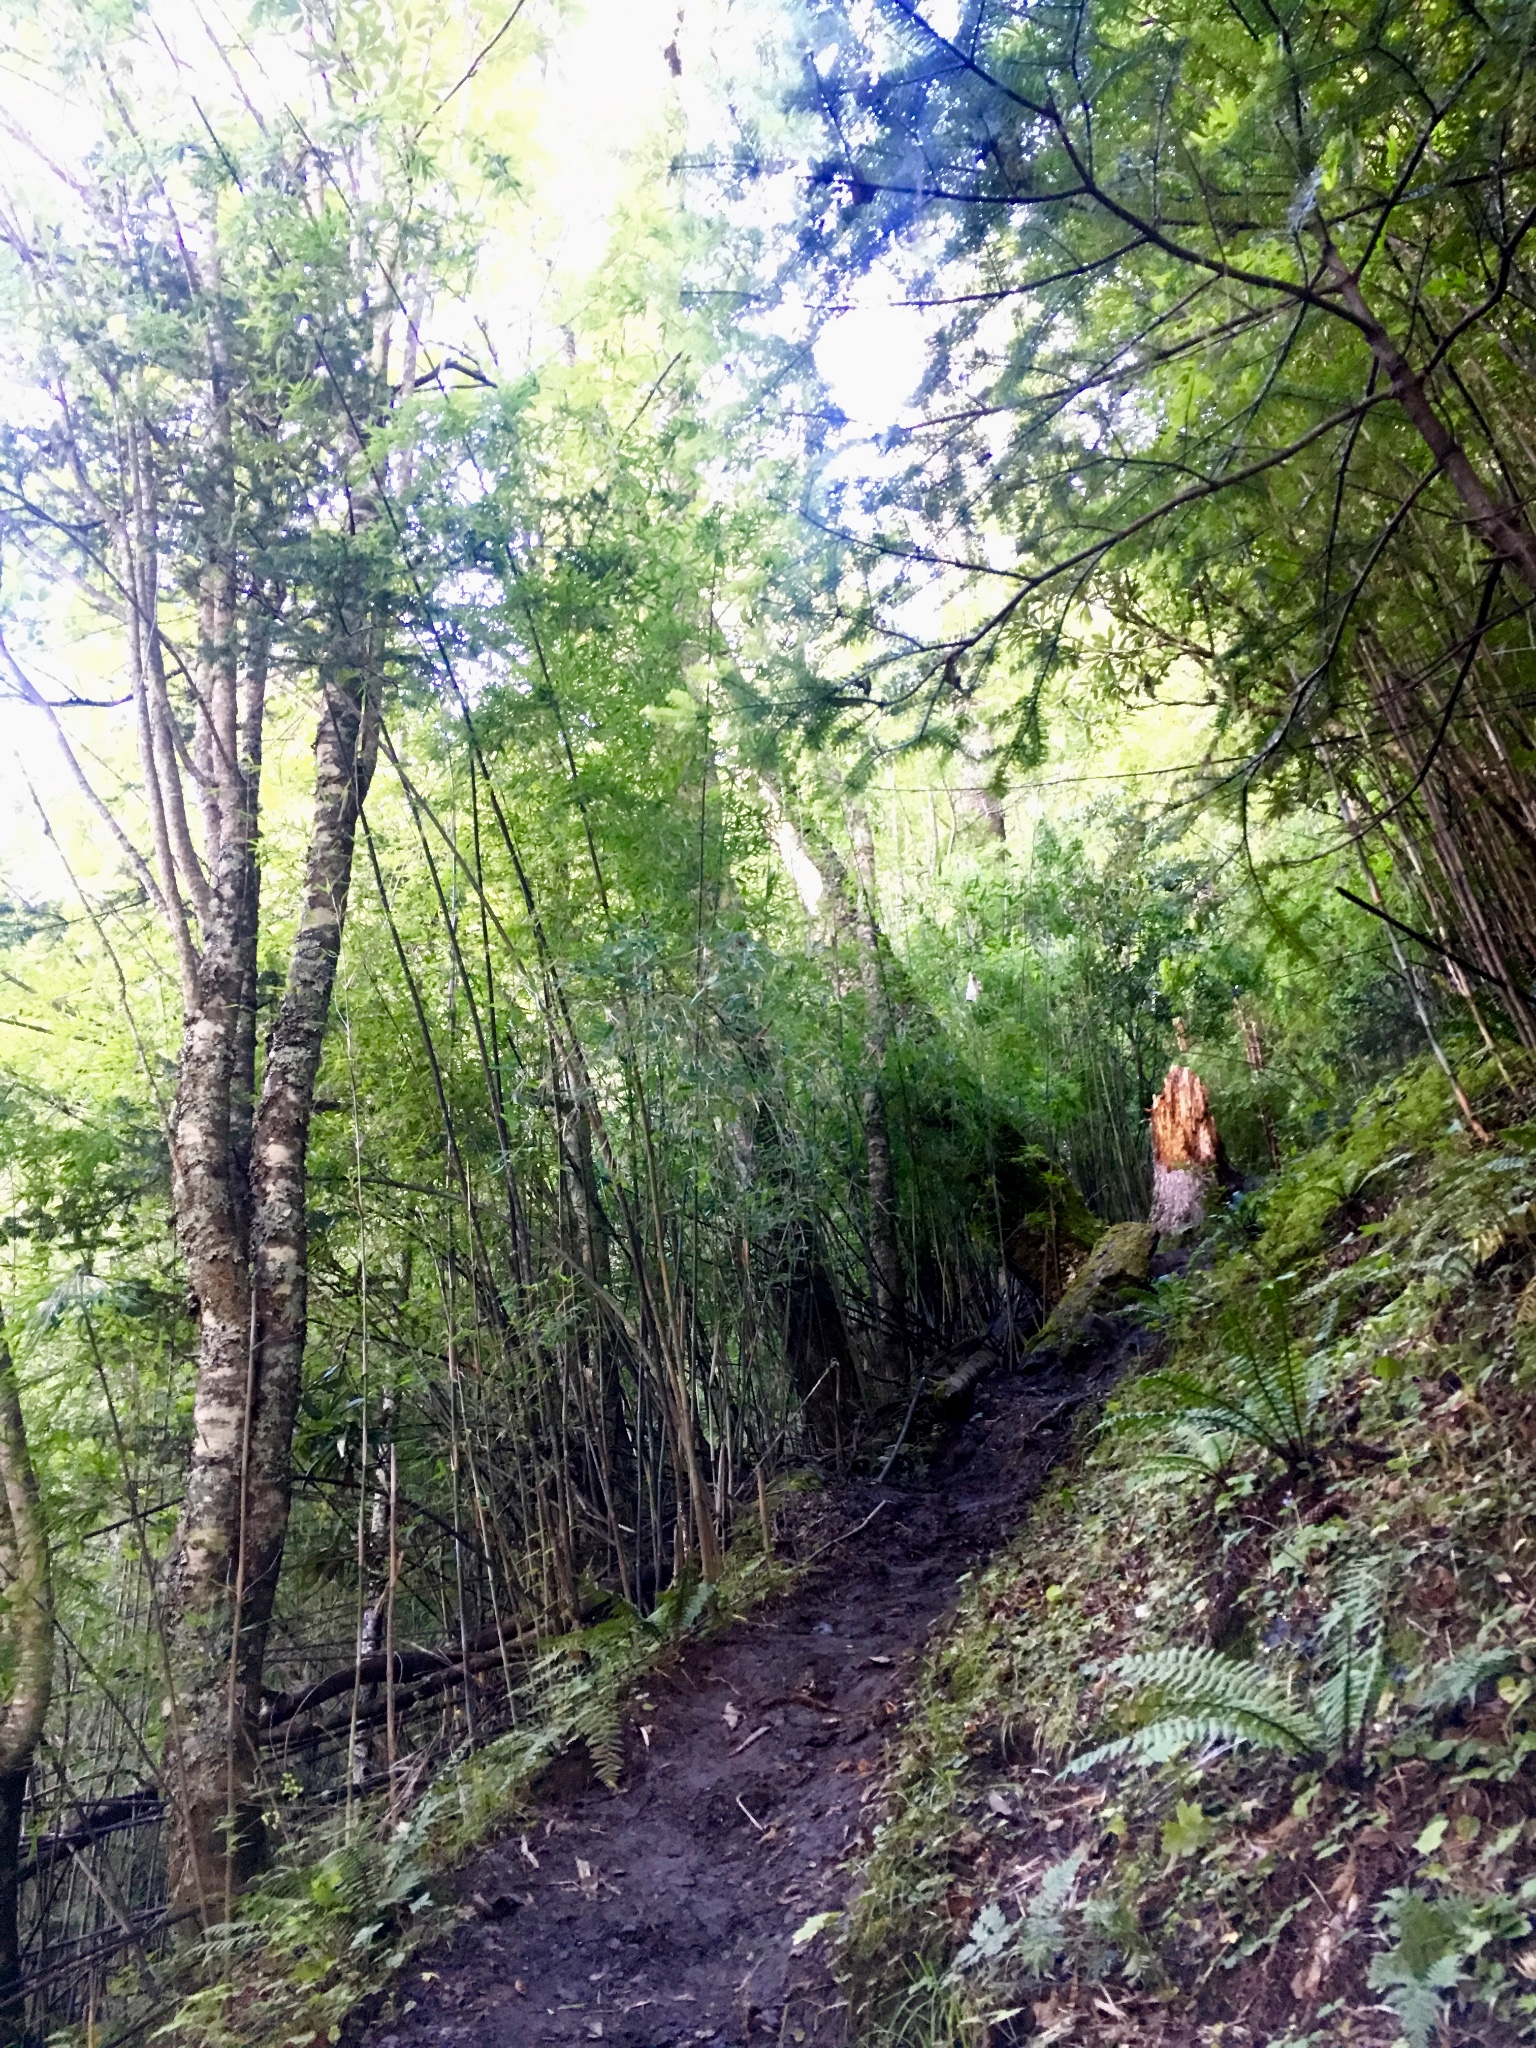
[363,1332,1150,2048]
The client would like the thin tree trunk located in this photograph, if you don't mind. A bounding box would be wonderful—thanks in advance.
[0,1308,53,2041]
[757,776,908,1400]
[848,807,907,1395]
[1316,235,1536,590]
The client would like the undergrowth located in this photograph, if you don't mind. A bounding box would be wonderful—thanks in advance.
[842,1049,1536,2047]
[137,1515,802,2048]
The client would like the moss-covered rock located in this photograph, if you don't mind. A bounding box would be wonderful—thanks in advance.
[1032,1219,1153,1354]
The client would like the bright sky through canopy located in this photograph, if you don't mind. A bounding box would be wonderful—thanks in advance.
[0,0,725,897]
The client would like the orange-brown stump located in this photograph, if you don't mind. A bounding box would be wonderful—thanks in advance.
[1149,1064,1221,1236]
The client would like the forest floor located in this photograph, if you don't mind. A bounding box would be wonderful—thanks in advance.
[837,1058,1536,2048]
[358,1327,1154,2048]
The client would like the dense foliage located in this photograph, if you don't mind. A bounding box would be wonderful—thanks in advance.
[0,0,1530,2039]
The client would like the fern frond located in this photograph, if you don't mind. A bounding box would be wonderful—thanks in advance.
[1115,1647,1320,1746]
[1111,1370,1235,1433]
[1114,1291,1331,1465]
[1213,1281,1329,1459]
[1127,1427,1240,1485]
[1062,1733,1133,1775]
[1065,1647,1321,1775]
[570,1679,625,1787]
[1316,1551,1388,1754]
[1064,1707,1314,1777]
[1324,1548,1387,1640]
[1416,1640,1535,1711]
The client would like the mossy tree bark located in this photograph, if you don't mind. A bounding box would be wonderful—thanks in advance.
[83,226,392,1918]
[161,643,382,1916]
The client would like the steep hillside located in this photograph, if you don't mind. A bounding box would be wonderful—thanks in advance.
[843,1054,1536,2048]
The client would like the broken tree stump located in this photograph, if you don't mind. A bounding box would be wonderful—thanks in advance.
[1149,1064,1221,1237]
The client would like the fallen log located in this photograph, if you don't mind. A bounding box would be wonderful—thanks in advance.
[262,1645,518,1753]
[1029,1221,1155,1355]
[16,1791,163,1884]
[931,1335,1006,1410]
[262,1612,540,1730]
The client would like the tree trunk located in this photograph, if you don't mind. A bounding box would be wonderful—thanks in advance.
[0,1771,26,2044]
[848,808,907,1396]
[1316,235,1536,592]
[1148,1065,1221,1236]
[0,1309,53,2042]
[756,777,908,1401]
[164,654,380,1915]
[158,664,265,1915]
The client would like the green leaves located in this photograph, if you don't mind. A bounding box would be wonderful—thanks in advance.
[1068,1547,1390,1776]
[1159,1798,1215,1862]
[1066,1644,1323,1775]
[792,0,1536,1051]
[1367,1890,1479,2048]
[1113,1280,1331,1471]
[950,1848,1089,1978]
[1314,1547,1388,1763]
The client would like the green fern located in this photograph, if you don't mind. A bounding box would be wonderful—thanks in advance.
[1416,1639,1535,1712]
[1114,1281,1330,1470]
[1068,1550,1390,1776]
[646,1571,718,1639]
[567,1669,626,1787]
[1064,1645,1321,1775]
[1367,1890,1475,2048]
[1315,1550,1387,1761]
[1126,1421,1240,1486]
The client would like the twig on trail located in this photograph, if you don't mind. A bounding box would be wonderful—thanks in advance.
[1027,1397,1083,1437]
[798,1499,888,1570]
[875,1379,926,1484]
[756,1689,838,1713]
[736,1794,766,1831]
[729,1724,770,1756]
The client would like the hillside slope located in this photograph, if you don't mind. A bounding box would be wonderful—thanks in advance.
[843,1054,1536,2048]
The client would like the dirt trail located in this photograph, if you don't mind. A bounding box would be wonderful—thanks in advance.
[363,1335,1148,2048]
